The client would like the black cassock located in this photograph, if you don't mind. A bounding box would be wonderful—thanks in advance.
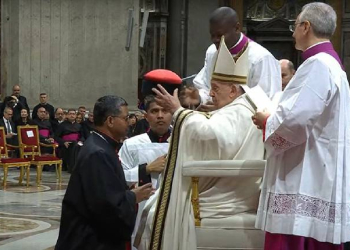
[55,131,137,250]
[55,121,84,172]
[33,118,54,154]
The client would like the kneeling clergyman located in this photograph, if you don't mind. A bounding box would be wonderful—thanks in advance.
[252,3,350,250]
[134,36,265,250]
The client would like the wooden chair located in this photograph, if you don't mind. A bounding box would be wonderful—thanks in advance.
[0,127,30,189]
[17,125,62,186]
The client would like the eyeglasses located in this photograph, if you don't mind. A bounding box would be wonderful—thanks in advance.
[289,22,305,32]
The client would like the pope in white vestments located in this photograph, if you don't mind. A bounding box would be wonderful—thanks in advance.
[253,3,350,249]
[192,7,281,105]
[135,37,265,250]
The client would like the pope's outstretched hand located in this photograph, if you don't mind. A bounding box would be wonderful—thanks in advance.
[152,84,181,114]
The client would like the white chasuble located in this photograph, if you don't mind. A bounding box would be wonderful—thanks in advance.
[256,52,350,244]
[135,95,264,250]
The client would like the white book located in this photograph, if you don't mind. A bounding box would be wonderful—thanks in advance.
[243,85,278,113]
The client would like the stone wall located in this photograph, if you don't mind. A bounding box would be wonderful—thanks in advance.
[1,0,140,110]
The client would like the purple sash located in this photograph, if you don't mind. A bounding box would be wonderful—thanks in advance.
[302,42,344,70]
[62,133,79,141]
[229,34,250,55]
[39,129,50,138]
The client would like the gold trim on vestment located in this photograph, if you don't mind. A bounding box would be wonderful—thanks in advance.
[149,109,194,250]
[211,73,247,83]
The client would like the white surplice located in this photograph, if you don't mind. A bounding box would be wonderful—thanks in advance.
[193,34,281,103]
[136,94,264,250]
[119,133,169,188]
[255,52,350,244]
[119,133,169,250]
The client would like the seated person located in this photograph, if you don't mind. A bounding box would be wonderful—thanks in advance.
[75,113,83,124]
[0,107,18,146]
[52,107,65,133]
[136,38,265,250]
[55,109,84,172]
[126,113,137,138]
[1,96,24,123]
[33,107,55,154]
[133,113,149,136]
[16,108,35,126]
[82,111,94,139]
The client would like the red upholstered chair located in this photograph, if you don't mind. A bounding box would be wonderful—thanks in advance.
[0,127,30,189]
[17,125,62,186]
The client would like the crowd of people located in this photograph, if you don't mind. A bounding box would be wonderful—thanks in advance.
[0,85,94,171]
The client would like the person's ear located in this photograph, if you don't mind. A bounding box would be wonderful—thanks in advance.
[107,116,114,128]
[235,22,241,32]
[303,21,311,34]
[229,85,237,98]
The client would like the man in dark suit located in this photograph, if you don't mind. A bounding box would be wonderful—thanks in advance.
[55,95,154,250]
[2,85,30,115]
[32,93,55,121]
[0,107,18,146]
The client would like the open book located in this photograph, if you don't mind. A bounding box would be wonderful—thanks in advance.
[243,85,279,113]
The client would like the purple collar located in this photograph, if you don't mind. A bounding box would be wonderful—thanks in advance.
[302,42,344,70]
[229,34,249,55]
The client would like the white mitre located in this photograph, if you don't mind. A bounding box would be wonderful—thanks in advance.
[211,36,249,84]
[211,36,273,112]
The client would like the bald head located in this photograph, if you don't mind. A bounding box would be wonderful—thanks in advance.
[209,7,241,50]
[279,59,295,90]
[210,7,238,25]
[12,85,21,97]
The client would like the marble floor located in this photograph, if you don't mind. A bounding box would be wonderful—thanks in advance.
[0,168,70,250]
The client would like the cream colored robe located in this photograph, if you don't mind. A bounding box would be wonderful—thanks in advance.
[135,94,264,250]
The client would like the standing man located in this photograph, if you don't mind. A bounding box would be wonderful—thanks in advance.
[279,59,295,90]
[182,7,281,108]
[32,93,55,121]
[119,95,171,249]
[253,3,350,249]
[2,85,30,114]
[55,95,154,250]
[120,95,171,188]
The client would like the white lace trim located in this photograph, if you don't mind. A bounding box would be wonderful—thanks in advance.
[269,133,295,151]
[268,193,350,224]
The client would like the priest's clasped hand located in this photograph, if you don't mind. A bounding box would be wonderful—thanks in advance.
[152,84,181,114]
[252,110,270,130]
[132,183,155,203]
